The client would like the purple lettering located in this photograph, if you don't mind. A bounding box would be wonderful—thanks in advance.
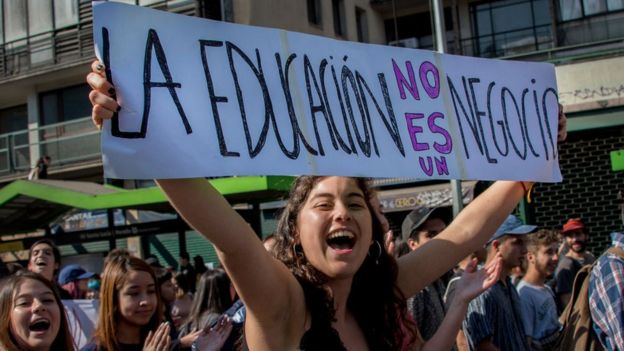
[434,156,449,175]
[392,59,420,101]
[405,113,429,151]
[419,156,434,176]
[428,112,452,154]
[419,61,440,99]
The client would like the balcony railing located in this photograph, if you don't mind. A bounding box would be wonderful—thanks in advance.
[0,0,198,82]
[0,117,101,179]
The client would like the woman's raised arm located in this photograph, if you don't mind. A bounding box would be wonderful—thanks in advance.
[87,61,306,347]
[396,180,526,298]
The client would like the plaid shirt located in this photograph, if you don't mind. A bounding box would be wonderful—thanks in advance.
[589,232,624,351]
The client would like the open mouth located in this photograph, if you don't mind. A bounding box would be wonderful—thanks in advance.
[326,231,356,251]
[35,260,47,267]
[29,319,50,332]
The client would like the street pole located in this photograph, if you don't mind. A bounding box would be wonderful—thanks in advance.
[430,0,464,217]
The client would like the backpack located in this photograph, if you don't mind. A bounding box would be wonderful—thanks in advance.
[557,247,624,351]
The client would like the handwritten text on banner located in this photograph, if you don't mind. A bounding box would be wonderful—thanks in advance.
[94,2,562,182]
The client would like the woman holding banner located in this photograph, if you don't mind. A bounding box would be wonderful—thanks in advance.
[87,61,567,350]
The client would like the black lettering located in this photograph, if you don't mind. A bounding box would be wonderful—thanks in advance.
[319,59,352,154]
[447,75,482,159]
[486,82,509,156]
[501,87,527,160]
[342,65,371,157]
[275,53,318,157]
[542,88,558,160]
[468,78,497,163]
[356,72,405,157]
[199,40,239,157]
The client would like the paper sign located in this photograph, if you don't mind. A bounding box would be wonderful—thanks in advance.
[63,299,99,349]
[93,2,562,182]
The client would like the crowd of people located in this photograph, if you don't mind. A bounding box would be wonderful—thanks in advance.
[2,199,623,351]
[0,60,622,351]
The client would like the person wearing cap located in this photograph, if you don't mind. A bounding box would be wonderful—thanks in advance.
[58,264,96,299]
[463,215,536,351]
[552,217,596,310]
[401,206,453,344]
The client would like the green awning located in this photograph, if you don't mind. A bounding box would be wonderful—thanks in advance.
[0,177,293,234]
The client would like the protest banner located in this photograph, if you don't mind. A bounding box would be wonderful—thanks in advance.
[94,2,562,181]
[63,299,99,349]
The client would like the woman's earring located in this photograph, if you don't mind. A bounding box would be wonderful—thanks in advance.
[368,240,383,265]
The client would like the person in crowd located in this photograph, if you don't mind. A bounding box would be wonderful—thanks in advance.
[589,191,624,351]
[155,267,202,349]
[463,215,536,351]
[87,60,567,350]
[179,269,237,350]
[145,254,163,269]
[402,206,454,344]
[85,276,101,300]
[27,239,61,284]
[178,252,196,293]
[517,229,561,351]
[58,264,96,299]
[82,254,170,351]
[171,272,194,330]
[194,255,208,277]
[26,239,72,299]
[0,272,76,350]
[552,217,596,310]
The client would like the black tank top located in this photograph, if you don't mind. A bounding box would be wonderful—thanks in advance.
[297,278,347,351]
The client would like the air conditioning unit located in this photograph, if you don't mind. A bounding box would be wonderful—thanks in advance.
[389,37,418,48]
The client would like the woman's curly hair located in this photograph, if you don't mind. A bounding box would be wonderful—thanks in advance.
[271,176,416,349]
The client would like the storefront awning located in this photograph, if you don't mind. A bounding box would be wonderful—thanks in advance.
[0,177,293,234]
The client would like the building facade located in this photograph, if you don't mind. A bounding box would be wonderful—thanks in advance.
[1,0,622,265]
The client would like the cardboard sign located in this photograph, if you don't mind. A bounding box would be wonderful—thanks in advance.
[94,2,562,181]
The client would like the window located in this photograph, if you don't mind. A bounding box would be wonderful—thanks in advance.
[356,7,368,42]
[0,105,27,134]
[308,0,322,26]
[471,0,552,57]
[40,84,92,126]
[1,0,79,46]
[4,0,27,43]
[54,0,79,29]
[559,0,624,20]
[384,9,453,50]
[332,0,346,36]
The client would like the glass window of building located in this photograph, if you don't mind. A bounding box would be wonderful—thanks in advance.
[559,0,624,20]
[40,84,92,126]
[54,0,79,29]
[356,7,368,42]
[4,0,27,44]
[308,0,322,26]
[332,0,346,36]
[384,9,453,50]
[470,0,552,58]
[0,105,27,134]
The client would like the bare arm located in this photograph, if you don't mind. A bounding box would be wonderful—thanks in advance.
[396,181,525,297]
[87,61,305,348]
[421,256,502,351]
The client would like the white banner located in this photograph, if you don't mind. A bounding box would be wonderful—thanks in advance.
[94,2,562,182]
[63,299,99,349]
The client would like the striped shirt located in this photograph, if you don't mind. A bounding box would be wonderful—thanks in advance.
[589,232,624,351]
[463,277,530,351]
